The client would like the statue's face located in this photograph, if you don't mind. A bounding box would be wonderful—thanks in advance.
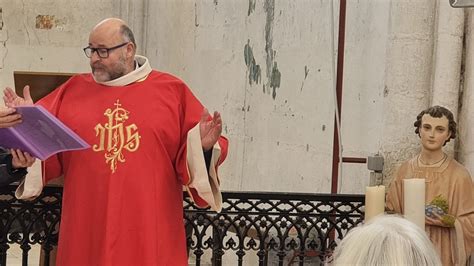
[419,114,451,151]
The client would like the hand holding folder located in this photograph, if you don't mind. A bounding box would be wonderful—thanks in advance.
[0,105,90,160]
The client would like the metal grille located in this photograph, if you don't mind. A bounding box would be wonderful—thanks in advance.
[0,185,365,266]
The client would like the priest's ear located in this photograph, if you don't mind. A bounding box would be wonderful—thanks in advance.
[125,42,135,58]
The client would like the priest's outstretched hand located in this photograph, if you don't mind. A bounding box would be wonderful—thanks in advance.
[3,85,33,107]
[199,108,222,151]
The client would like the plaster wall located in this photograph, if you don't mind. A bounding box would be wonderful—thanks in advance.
[0,0,471,197]
[0,0,119,187]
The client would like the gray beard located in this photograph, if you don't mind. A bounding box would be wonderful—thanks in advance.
[92,68,126,82]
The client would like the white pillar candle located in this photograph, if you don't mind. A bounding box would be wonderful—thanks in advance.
[365,185,386,222]
[403,178,426,230]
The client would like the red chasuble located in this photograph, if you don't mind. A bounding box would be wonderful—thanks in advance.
[38,71,228,266]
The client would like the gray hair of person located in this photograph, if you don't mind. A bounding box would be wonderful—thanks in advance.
[120,24,136,49]
[331,215,441,266]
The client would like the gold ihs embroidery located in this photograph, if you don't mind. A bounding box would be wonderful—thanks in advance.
[92,100,141,173]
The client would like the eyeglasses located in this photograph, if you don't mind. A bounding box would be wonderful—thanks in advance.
[83,42,129,58]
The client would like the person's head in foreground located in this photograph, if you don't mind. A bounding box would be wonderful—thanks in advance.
[331,215,441,266]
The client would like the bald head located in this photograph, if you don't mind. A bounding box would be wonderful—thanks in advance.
[87,18,137,82]
[94,18,126,30]
[90,18,136,50]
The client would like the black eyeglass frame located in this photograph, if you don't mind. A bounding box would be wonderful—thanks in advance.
[83,42,129,58]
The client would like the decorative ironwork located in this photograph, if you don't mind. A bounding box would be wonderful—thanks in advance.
[0,186,365,266]
[184,191,365,265]
[0,185,61,266]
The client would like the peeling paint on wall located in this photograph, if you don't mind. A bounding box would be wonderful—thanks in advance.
[244,39,261,85]
[264,0,281,99]
[248,0,256,16]
[35,15,66,30]
[194,2,199,27]
[270,62,280,99]
[300,65,309,91]
[0,8,3,30]
[0,7,6,70]
[384,86,389,97]
[264,0,274,78]
[36,15,55,29]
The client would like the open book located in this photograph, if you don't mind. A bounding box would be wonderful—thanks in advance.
[0,105,90,160]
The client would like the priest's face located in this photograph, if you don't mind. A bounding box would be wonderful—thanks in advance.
[87,24,131,82]
[419,114,451,152]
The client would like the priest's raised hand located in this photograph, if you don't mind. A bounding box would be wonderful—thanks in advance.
[3,85,33,107]
[199,108,223,151]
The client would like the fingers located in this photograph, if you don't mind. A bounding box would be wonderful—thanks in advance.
[0,107,15,115]
[2,96,10,107]
[13,148,25,161]
[3,87,15,107]
[4,87,14,97]
[0,119,21,128]
[11,149,35,168]
[425,216,435,225]
[4,87,16,100]
[201,109,223,134]
[213,111,222,125]
[11,149,21,168]
[0,108,21,128]
[23,152,36,167]
[3,86,33,107]
[4,87,20,107]
[23,85,33,103]
[425,214,442,226]
[200,108,210,123]
[206,111,222,133]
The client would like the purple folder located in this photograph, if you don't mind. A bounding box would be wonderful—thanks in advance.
[0,105,90,160]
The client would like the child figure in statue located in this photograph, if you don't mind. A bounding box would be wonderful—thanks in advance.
[386,105,474,266]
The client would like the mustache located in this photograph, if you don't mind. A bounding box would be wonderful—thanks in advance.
[92,62,106,70]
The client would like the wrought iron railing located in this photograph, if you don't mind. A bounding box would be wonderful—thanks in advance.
[0,185,365,266]
[0,185,61,266]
